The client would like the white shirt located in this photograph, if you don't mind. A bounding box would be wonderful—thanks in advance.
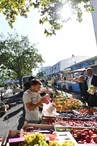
[23,89,41,121]
[87,75,93,89]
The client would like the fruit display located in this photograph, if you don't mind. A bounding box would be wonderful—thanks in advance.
[71,128,97,144]
[78,108,97,115]
[53,95,83,112]
[58,112,95,120]
[42,111,96,125]
[49,141,75,146]
[23,133,48,146]
[21,133,75,146]
[42,116,56,125]
[55,119,97,128]
[49,141,61,146]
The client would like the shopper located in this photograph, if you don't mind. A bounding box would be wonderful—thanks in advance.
[86,68,97,107]
[23,79,47,124]
[22,76,35,118]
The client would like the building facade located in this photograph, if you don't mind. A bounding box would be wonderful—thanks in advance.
[68,56,97,74]
[90,0,97,44]
[40,56,90,77]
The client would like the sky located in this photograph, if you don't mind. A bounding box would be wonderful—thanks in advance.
[0,5,97,71]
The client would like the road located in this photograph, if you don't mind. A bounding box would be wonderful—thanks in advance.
[0,93,24,139]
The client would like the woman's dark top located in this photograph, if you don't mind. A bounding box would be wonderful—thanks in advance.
[79,80,88,97]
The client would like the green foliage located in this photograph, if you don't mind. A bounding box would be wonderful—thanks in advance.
[70,0,94,22]
[0,32,44,84]
[0,0,33,28]
[0,81,5,87]
[0,0,93,36]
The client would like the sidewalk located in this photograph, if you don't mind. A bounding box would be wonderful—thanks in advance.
[0,103,23,138]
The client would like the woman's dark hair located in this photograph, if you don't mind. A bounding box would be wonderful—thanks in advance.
[30,79,42,86]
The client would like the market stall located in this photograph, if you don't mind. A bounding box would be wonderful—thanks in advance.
[1,91,97,146]
[41,91,97,145]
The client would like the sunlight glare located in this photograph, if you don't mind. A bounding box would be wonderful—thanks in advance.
[60,3,72,22]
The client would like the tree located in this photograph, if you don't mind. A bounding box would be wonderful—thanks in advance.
[0,32,44,85]
[0,65,13,81]
[0,0,94,36]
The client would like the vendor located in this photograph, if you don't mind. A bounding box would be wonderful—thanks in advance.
[86,68,97,107]
[23,79,47,124]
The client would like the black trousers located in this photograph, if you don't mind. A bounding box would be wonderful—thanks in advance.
[87,93,97,107]
[81,96,88,104]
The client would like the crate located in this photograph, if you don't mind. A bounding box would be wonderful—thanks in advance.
[54,125,97,132]
[23,123,54,130]
[5,124,54,146]
[42,116,56,125]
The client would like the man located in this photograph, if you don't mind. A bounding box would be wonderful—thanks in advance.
[86,68,97,107]
[22,76,35,118]
[23,79,47,124]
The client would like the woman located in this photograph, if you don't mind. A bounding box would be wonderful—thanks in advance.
[79,75,88,104]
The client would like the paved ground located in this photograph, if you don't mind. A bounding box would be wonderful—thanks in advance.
[0,93,25,138]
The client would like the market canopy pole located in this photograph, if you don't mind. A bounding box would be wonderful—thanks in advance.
[90,0,97,45]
